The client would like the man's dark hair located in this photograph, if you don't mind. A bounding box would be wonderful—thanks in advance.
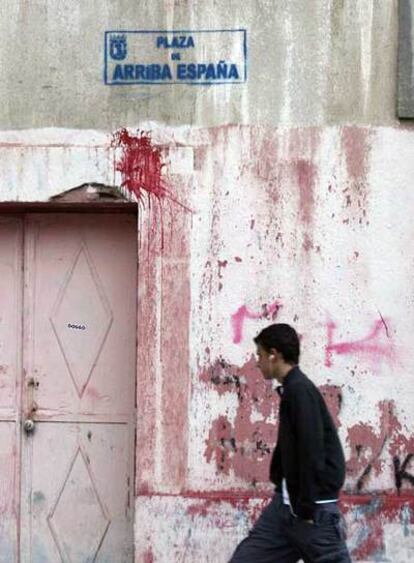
[254,323,300,364]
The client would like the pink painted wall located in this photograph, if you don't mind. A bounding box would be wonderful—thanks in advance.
[0,123,414,561]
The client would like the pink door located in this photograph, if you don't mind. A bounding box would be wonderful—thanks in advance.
[0,213,137,562]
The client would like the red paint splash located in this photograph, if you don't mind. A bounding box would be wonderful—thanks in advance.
[111,128,191,251]
[324,318,394,368]
[231,301,282,344]
[112,129,193,212]
[112,129,167,202]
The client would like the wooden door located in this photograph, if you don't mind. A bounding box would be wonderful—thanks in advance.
[0,213,137,562]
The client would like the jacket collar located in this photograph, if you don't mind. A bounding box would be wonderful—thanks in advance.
[276,365,301,397]
[283,365,301,386]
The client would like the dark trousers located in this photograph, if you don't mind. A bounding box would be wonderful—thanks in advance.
[229,494,351,563]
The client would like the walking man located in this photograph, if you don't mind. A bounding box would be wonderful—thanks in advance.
[230,323,351,562]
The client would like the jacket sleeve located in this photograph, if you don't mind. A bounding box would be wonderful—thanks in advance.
[289,386,324,520]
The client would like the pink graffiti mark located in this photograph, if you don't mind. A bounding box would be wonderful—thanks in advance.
[324,318,394,368]
[231,301,283,344]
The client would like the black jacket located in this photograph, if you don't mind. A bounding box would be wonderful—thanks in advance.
[270,366,346,520]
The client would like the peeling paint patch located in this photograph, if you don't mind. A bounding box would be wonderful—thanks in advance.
[319,384,343,428]
[346,400,414,494]
[202,357,279,484]
[346,400,395,492]
[202,362,345,483]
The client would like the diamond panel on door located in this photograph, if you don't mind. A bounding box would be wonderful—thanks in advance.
[48,447,110,562]
[50,245,113,398]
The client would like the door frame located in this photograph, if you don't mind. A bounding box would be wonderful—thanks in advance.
[0,202,138,563]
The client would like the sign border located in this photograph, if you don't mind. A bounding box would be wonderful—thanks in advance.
[104,29,248,86]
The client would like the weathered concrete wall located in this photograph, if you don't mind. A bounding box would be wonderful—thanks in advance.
[0,0,400,129]
[1,1,414,561]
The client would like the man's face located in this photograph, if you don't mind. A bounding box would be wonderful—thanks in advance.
[256,344,275,380]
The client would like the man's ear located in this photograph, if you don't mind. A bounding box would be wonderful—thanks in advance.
[269,348,279,360]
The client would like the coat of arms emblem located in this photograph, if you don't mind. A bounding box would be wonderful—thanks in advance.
[109,34,128,61]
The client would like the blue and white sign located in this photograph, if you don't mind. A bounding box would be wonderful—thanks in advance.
[104,29,247,85]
